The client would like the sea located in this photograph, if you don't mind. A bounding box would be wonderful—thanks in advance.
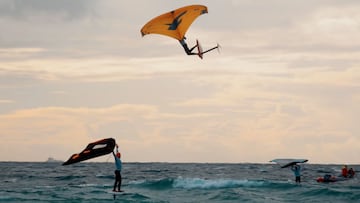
[0,162,359,202]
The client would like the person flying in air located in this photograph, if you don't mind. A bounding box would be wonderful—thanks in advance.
[112,144,122,192]
[179,37,219,56]
[141,5,220,59]
[179,37,198,55]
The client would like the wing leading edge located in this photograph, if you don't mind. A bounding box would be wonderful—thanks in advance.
[63,138,116,165]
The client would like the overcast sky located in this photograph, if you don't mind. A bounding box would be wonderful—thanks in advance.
[0,0,359,164]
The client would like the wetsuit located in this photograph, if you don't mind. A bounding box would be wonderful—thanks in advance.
[179,39,197,55]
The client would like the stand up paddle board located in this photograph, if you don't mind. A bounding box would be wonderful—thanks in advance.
[108,190,127,200]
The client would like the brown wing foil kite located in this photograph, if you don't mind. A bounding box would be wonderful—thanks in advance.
[63,138,116,165]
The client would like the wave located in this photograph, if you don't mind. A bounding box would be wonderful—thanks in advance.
[3,178,17,183]
[301,187,354,196]
[173,177,265,189]
[95,173,113,180]
[298,187,360,202]
[131,178,174,190]
[129,177,288,190]
[54,175,87,181]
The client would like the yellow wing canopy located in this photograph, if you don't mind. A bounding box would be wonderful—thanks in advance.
[141,5,208,41]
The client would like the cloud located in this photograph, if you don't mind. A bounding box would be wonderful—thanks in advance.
[0,48,46,58]
[0,0,97,21]
[1,1,360,163]
[0,99,14,104]
[1,0,359,61]
[0,64,359,163]
[0,104,157,161]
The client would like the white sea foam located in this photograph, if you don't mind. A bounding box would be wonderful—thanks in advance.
[173,177,264,189]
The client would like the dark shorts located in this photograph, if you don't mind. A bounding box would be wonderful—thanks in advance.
[295,176,301,182]
[115,170,121,181]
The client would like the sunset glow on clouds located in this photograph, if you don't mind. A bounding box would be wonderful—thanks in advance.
[0,0,359,163]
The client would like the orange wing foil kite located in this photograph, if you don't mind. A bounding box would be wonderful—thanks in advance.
[141,5,208,40]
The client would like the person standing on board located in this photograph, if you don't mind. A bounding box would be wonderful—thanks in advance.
[112,144,122,192]
[291,164,301,183]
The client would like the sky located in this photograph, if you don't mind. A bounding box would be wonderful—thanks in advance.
[0,0,359,164]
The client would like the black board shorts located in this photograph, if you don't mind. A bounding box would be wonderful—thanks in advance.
[115,170,121,180]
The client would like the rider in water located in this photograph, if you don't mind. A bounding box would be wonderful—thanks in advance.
[291,164,301,183]
[112,144,122,192]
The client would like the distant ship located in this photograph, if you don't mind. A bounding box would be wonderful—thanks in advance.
[45,157,62,163]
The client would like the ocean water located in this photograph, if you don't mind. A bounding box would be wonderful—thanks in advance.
[0,162,359,202]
